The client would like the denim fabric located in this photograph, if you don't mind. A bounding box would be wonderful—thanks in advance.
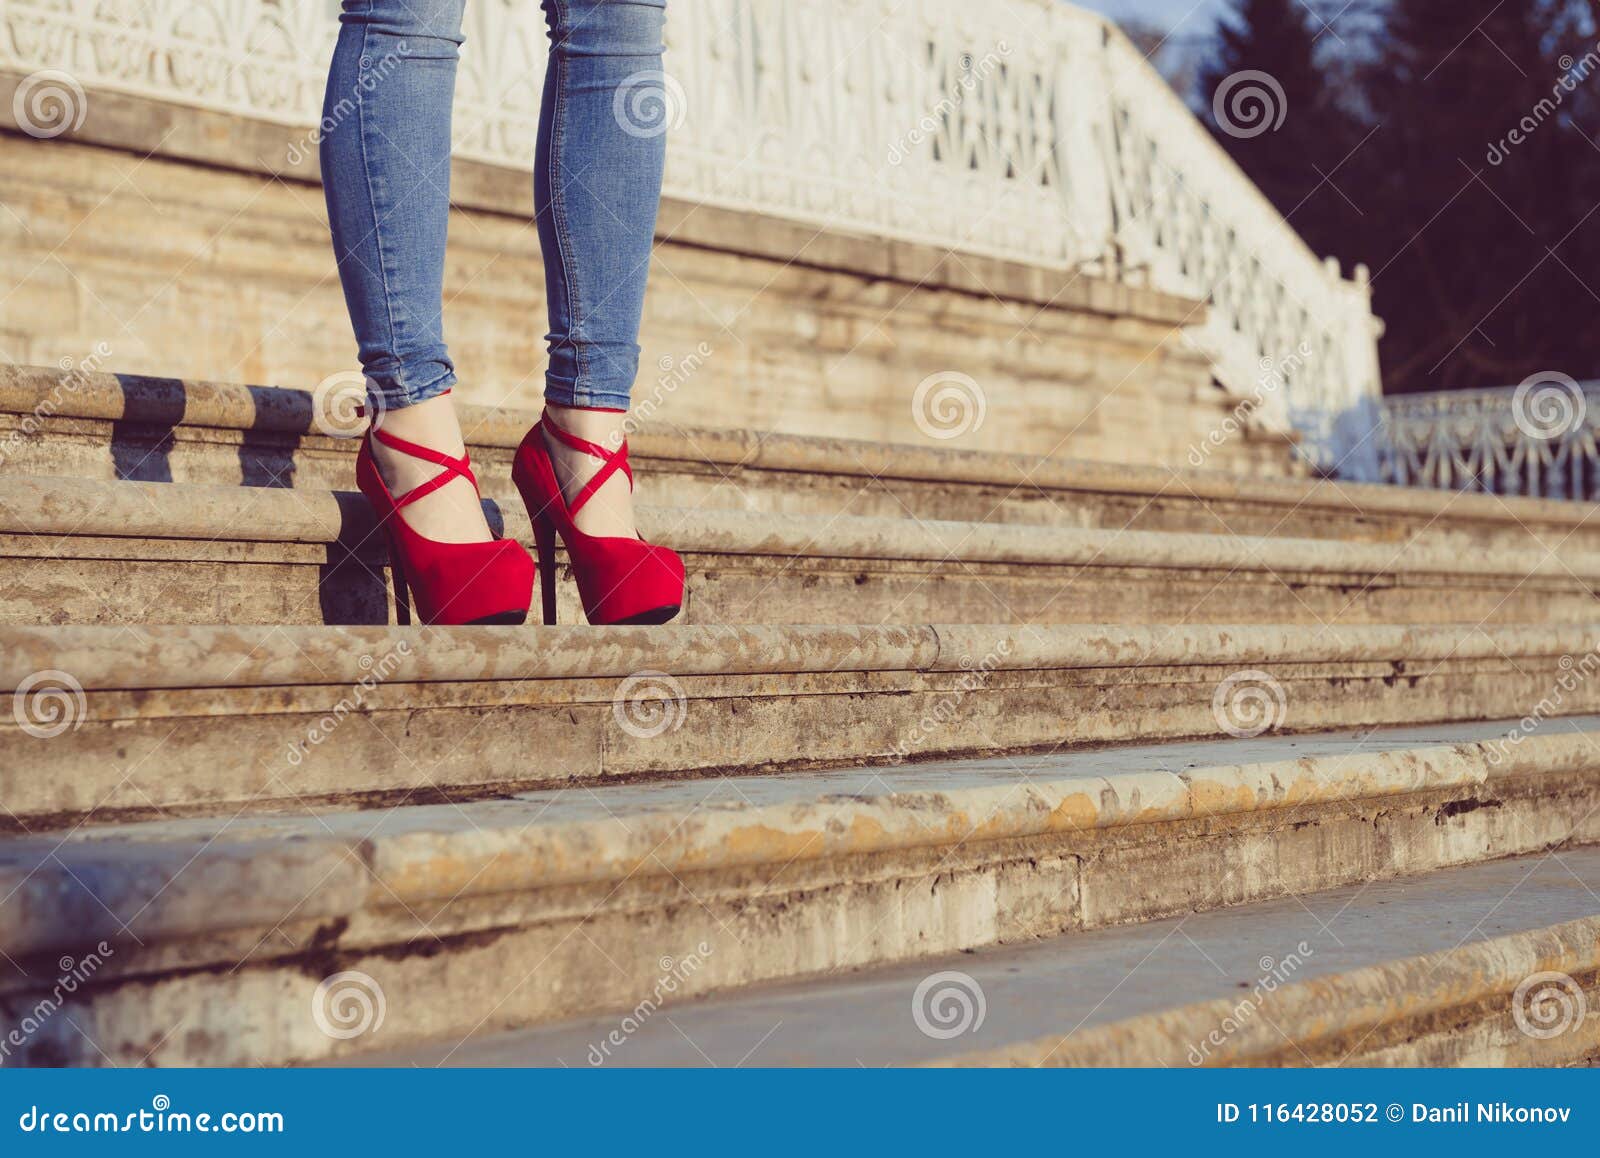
[321,0,668,412]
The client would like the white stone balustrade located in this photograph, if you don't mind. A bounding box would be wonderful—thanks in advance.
[0,0,1383,440]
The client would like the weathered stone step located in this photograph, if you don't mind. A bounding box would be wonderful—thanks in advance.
[7,720,1596,1066]
[360,847,1600,1068]
[2,622,1594,826]
[5,475,1599,627]
[4,363,1597,552]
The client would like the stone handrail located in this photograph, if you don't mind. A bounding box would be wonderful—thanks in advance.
[1,0,1382,442]
[1097,23,1382,447]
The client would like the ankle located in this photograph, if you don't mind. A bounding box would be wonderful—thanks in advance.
[540,402,638,538]
[370,395,467,490]
[367,393,494,545]
[543,402,629,451]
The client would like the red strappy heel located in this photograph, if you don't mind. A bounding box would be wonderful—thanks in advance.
[356,423,535,626]
[511,411,684,625]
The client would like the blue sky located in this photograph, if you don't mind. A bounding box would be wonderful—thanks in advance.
[1075,0,1227,37]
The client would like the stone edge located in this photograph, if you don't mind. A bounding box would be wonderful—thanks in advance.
[934,912,1600,1067]
[2,730,1581,956]
[4,364,1597,529]
[0,621,1590,691]
[10,473,1600,581]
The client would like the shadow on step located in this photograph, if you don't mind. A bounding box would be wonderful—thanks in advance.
[237,384,309,488]
[316,493,516,625]
[103,376,526,626]
[107,374,308,488]
[324,491,391,625]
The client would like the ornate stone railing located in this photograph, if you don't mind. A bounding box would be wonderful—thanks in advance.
[0,0,1382,440]
[1373,378,1600,500]
[1098,33,1382,455]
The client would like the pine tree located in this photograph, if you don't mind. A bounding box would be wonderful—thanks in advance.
[1199,0,1360,263]
[1359,0,1600,392]
[1196,0,1600,394]
[1119,18,1203,106]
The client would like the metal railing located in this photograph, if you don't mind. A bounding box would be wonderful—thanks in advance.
[1372,378,1600,500]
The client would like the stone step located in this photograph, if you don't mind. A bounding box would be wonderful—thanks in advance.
[7,719,1596,1066]
[358,848,1600,1068]
[4,363,1597,553]
[5,475,1600,628]
[2,621,1594,827]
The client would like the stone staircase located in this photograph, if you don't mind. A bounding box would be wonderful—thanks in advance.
[352,844,1600,1068]
[2,362,1599,1067]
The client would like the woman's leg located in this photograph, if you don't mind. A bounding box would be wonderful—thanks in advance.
[322,0,490,544]
[536,0,669,536]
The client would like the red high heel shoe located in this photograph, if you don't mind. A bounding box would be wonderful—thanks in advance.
[356,423,535,626]
[511,411,684,625]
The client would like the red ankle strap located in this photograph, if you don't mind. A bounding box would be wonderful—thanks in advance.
[369,424,478,508]
[540,411,633,517]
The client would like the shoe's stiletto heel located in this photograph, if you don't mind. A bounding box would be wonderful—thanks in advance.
[357,420,535,627]
[532,516,559,626]
[387,538,414,626]
[512,411,685,626]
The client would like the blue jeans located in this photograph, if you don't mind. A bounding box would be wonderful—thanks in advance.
[321,0,668,412]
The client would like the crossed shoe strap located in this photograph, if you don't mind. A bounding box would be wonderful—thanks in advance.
[369,424,479,509]
[540,412,634,517]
